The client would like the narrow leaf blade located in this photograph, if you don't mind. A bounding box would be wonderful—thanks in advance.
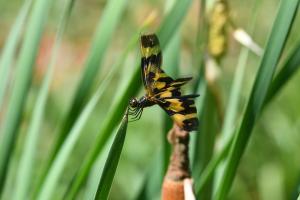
[214,1,300,199]
[94,114,128,200]
[0,0,53,194]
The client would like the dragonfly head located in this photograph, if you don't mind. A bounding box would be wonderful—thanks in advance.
[129,98,139,108]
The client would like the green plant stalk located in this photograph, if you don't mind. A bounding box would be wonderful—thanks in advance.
[213,49,250,190]
[134,151,165,200]
[52,0,127,163]
[36,60,119,200]
[190,0,209,184]
[0,0,53,194]
[0,0,32,110]
[156,0,192,48]
[35,22,142,198]
[65,0,193,198]
[190,0,208,166]
[214,0,259,191]
[219,48,250,147]
[94,113,128,200]
[34,0,128,194]
[13,0,74,199]
[56,0,128,141]
[56,0,128,144]
[195,136,232,196]
[195,40,300,195]
[83,136,113,200]
[195,85,218,200]
[214,1,300,199]
[265,42,300,104]
[65,64,141,200]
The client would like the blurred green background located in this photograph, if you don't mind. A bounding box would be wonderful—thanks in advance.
[0,0,300,199]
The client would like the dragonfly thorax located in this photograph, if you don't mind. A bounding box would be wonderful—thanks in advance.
[129,96,154,108]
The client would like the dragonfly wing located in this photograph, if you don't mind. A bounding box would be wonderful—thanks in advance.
[140,34,192,96]
[158,95,199,131]
[140,34,163,94]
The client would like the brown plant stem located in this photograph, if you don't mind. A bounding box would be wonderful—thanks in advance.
[162,124,195,200]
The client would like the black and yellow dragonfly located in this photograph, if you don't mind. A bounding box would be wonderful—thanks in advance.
[129,34,199,131]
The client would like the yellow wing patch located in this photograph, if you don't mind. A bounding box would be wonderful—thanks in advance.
[158,96,199,131]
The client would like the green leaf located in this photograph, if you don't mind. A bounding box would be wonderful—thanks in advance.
[0,0,32,109]
[34,0,128,193]
[157,0,192,48]
[265,42,300,104]
[195,40,300,197]
[35,18,142,198]
[189,1,214,198]
[213,0,260,192]
[13,0,74,199]
[94,114,128,200]
[195,136,232,196]
[65,0,193,198]
[196,88,218,200]
[134,151,164,200]
[0,0,53,194]
[214,1,300,199]
[36,65,116,200]
[55,0,128,150]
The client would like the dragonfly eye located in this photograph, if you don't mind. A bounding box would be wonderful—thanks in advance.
[129,98,138,107]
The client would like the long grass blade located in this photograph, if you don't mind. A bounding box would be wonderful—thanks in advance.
[34,0,128,194]
[0,0,32,110]
[35,16,145,198]
[94,113,128,200]
[13,0,75,199]
[52,0,128,156]
[36,65,117,200]
[134,151,164,200]
[265,42,300,104]
[214,1,300,199]
[197,87,218,199]
[195,135,232,196]
[190,0,212,196]
[190,0,208,165]
[0,0,53,194]
[195,40,300,196]
[65,0,193,198]
[214,0,259,191]
[82,138,112,200]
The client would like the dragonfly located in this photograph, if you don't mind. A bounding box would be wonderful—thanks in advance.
[129,34,199,132]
